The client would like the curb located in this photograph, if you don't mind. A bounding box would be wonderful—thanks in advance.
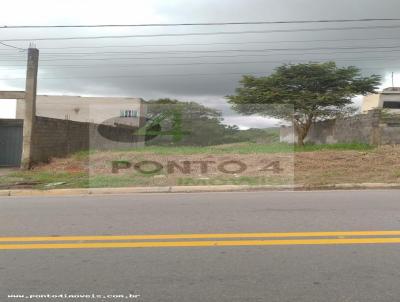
[1,183,400,197]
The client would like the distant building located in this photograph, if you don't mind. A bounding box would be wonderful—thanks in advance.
[362,87,400,113]
[16,95,146,127]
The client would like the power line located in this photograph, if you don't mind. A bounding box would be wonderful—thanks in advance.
[0,60,305,70]
[0,41,26,51]
[2,18,400,29]
[32,45,400,56]
[0,71,271,80]
[5,48,400,62]
[2,25,400,42]
[3,44,400,57]
[32,55,400,66]
[4,44,400,62]
[0,65,387,81]
[0,36,397,51]
[1,58,400,71]
[2,56,400,72]
[29,48,400,60]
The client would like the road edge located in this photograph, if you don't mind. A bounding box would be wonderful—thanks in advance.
[1,183,400,197]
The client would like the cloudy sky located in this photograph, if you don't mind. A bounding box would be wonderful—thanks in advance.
[1,0,400,127]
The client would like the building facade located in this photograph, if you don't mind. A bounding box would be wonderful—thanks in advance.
[362,87,400,113]
[16,95,145,127]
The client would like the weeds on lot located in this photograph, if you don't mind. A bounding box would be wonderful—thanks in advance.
[0,143,377,190]
[295,143,374,152]
[88,174,156,188]
[71,143,374,158]
[4,171,89,189]
[393,170,400,178]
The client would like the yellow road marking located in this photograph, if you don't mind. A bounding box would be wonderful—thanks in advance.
[2,230,400,242]
[2,237,400,250]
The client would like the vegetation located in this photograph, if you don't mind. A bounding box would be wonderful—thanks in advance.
[228,62,381,146]
[70,142,372,157]
[145,98,279,146]
[1,171,89,189]
[0,143,378,190]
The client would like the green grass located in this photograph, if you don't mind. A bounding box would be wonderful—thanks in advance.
[294,143,374,152]
[1,171,165,189]
[88,174,150,188]
[88,142,374,155]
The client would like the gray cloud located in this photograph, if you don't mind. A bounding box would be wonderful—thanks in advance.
[1,0,400,126]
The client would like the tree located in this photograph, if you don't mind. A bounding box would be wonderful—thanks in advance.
[145,98,240,146]
[227,62,381,146]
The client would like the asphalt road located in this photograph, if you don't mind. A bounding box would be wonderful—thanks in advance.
[1,190,400,302]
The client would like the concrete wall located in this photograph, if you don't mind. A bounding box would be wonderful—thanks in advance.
[31,116,144,163]
[280,110,400,145]
[17,95,144,127]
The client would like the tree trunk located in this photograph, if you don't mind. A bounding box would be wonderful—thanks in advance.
[294,114,314,147]
[297,130,306,146]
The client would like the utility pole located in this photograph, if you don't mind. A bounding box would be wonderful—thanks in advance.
[21,47,39,169]
[392,72,394,88]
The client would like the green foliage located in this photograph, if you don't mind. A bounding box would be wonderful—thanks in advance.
[145,98,225,146]
[145,98,277,146]
[228,62,381,145]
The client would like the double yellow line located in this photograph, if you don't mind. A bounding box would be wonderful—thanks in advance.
[1,231,400,250]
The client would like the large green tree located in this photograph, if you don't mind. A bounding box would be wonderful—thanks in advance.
[145,98,239,146]
[227,62,381,145]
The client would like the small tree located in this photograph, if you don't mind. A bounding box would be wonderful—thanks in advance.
[227,62,381,146]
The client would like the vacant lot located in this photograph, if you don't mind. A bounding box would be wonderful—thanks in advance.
[1,143,399,189]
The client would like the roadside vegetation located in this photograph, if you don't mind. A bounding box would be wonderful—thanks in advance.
[0,142,388,190]
[70,142,373,158]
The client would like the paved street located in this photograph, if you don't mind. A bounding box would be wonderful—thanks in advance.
[1,190,400,301]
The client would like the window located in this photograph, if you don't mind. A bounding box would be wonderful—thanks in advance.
[120,110,138,118]
[383,101,400,109]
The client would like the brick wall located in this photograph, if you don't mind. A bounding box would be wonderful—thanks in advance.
[31,116,144,163]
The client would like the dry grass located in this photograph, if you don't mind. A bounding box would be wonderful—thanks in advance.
[294,145,400,185]
[2,144,400,189]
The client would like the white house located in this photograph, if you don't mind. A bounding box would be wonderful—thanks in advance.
[362,87,400,113]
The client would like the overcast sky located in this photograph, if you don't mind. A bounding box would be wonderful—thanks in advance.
[1,0,400,128]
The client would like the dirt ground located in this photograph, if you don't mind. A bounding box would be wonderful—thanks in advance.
[294,145,400,185]
[25,145,400,187]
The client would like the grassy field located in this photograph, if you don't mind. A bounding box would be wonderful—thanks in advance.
[2,142,397,190]
[71,142,373,157]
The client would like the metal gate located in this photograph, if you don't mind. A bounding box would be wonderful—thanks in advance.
[0,119,23,167]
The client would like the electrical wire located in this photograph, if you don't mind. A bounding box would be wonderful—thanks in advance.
[1,36,398,51]
[2,18,400,29]
[1,56,400,71]
[31,45,400,56]
[2,24,400,42]
[0,41,26,51]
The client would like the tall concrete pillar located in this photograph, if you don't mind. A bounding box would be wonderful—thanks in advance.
[21,48,39,169]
